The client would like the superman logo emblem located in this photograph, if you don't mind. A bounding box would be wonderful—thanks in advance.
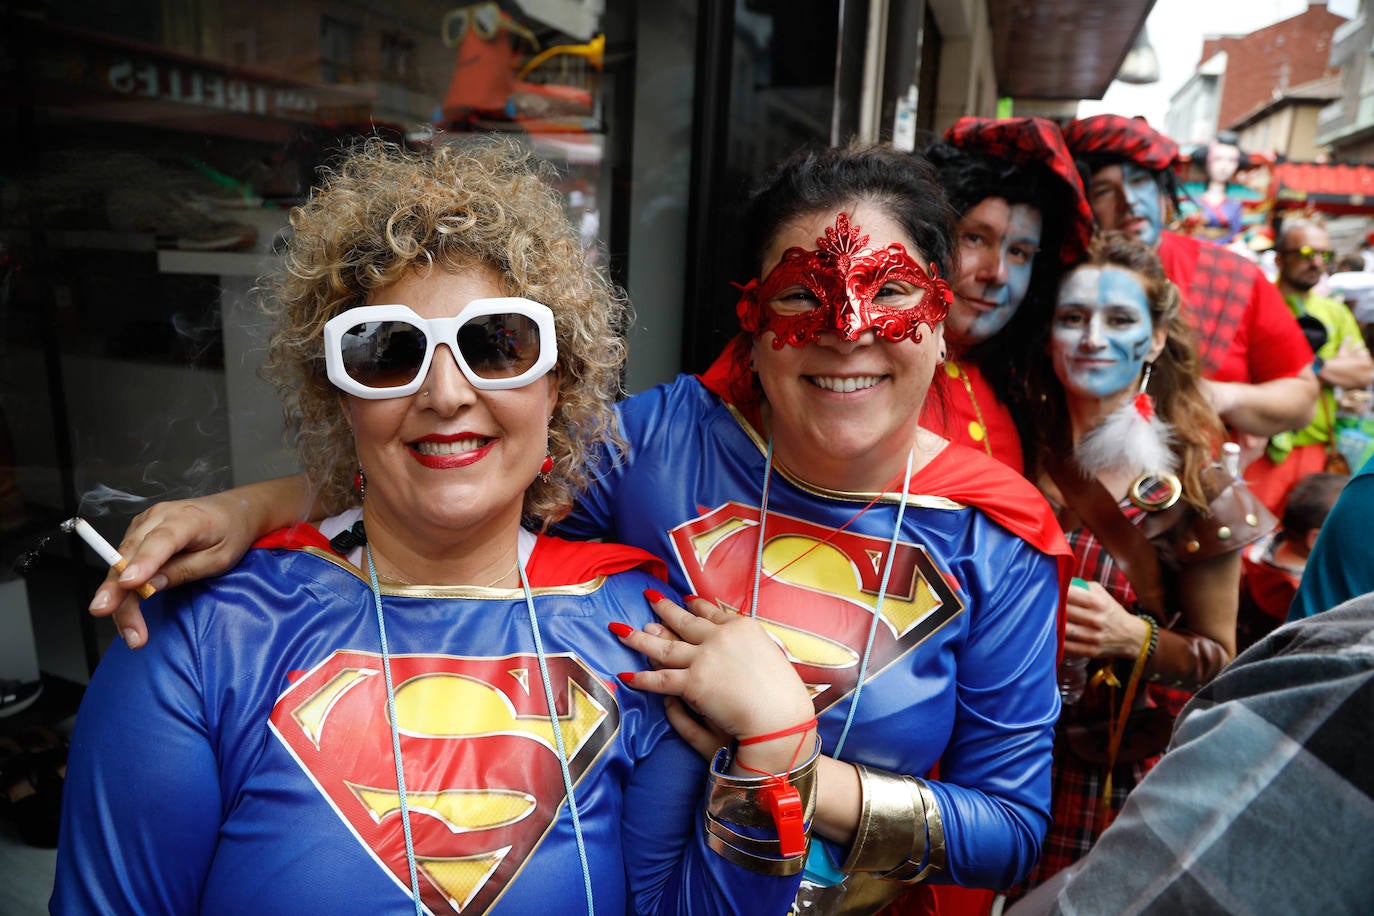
[270,651,618,914]
[669,502,963,712]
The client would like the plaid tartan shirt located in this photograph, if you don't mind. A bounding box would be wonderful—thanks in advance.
[1012,593,1374,916]
[1157,230,1312,384]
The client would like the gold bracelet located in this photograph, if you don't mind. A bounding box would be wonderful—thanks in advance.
[703,739,820,875]
[839,766,945,883]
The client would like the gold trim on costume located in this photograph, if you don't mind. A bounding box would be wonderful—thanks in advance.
[297,546,609,597]
[946,358,994,459]
[1128,472,1183,512]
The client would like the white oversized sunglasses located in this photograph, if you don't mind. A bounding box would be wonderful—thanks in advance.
[324,298,557,399]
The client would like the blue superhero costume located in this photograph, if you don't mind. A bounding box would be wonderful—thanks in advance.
[555,355,1069,900]
[52,529,804,915]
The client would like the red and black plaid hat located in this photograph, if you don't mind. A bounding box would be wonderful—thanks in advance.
[1060,114,1179,172]
[943,115,1094,264]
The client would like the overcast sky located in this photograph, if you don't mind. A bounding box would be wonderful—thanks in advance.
[1078,0,1361,124]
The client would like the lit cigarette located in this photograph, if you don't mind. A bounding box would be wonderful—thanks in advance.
[61,517,157,599]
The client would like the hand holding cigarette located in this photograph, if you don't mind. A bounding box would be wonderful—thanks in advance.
[63,517,158,600]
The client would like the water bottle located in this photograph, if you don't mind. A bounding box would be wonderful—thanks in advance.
[1221,441,1241,477]
[1059,575,1091,704]
[1058,656,1088,705]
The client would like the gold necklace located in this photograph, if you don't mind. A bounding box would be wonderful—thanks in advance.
[374,552,518,588]
[945,358,993,458]
[480,557,520,588]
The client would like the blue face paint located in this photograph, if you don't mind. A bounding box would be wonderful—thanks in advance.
[964,203,1042,342]
[951,199,1043,346]
[1122,163,1163,247]
[1052,267,1155,400]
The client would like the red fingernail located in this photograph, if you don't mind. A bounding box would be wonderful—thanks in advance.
[683,594,701,603]
[607,621,634,638]
[643,588,665,603]
[617,672,635,684]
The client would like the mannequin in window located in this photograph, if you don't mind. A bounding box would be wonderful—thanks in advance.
[1193,133,1249,247]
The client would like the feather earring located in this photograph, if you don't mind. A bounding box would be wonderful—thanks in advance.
[1074,362,1178,479]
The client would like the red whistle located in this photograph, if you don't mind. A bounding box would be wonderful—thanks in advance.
[762,782,806,858]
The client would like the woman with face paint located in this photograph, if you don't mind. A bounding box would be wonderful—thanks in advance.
[1006,233,1275,901]
[920,118,1095,473]
[89,143,1072,915]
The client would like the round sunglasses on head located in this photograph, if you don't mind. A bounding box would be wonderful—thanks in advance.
[324,298,557,399]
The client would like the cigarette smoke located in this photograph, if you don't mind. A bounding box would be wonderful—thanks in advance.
[77,483,152,517]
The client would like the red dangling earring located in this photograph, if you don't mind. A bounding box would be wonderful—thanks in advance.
[539,455,553,482]
[353,469,366,499]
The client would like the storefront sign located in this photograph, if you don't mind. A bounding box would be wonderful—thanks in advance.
[105,57,324,119]
[29,21,371,124]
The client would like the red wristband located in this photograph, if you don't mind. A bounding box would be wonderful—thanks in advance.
[738,717,818,747]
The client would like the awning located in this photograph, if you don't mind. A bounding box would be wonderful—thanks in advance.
[986,0,1155,99]
[1270,162,1374,214]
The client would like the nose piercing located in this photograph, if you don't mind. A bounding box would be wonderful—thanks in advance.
[422,389,431,398]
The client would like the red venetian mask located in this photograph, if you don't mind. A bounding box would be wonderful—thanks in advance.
[735,212,952,349]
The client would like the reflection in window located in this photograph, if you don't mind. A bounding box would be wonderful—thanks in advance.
[381,33,415,84]
[320,15,360,84]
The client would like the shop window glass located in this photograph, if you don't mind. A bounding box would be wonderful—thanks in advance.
[0,0,631,686]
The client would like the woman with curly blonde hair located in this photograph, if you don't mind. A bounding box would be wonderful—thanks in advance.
[264,137,626,524]
[1010,231,1274,900]
[54,138,818,914]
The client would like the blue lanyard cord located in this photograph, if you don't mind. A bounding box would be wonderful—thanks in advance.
[519,561,595,916]
[751,437,915,755]
[364,542,424,916]
[748,435,777,619]
[365,543,594,915]
[832,447,915,758]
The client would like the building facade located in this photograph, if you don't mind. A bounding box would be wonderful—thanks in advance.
[1233,75,1341,162]
[1166,2,1345,150]
[1319,0,1374,159]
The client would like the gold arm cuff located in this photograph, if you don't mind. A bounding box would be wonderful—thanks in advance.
[704,829,808,876]
[702,739,820,875]
[840,766,946,883]
[705,812,786,857]
[881,779,945,883]
[704,739,820,828]
[841,765,923,874]
[705,814,807,875]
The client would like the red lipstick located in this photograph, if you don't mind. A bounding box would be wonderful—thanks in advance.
[408,434,495,469]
